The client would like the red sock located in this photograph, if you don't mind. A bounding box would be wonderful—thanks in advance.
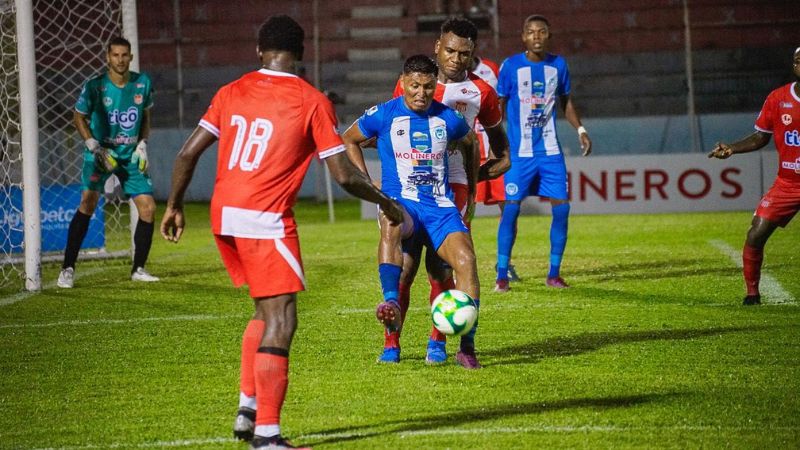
[429,277,455,342]
[254,352,288,426]
[742,245,763,296]
[384,282,411,348]
[240,320,265,397]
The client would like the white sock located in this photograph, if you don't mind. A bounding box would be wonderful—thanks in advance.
[239,392,257,410]
[255,424,281,438]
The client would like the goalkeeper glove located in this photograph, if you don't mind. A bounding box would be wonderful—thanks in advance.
[132,139,148,173]
[87,138,117,173]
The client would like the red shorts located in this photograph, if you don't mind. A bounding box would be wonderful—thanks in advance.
[214,234,305,298]
[450,183,473,230]
[754,179,800,227]
[475,175,505,205]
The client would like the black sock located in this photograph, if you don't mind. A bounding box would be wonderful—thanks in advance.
[132,219,154,272]
[63,210,91,269]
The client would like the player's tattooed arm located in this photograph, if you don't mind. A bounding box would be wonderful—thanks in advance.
[708,131,771,159]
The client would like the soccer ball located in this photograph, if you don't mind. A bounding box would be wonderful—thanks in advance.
[431,289,478,336]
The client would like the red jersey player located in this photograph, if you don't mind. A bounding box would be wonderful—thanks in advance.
[708,46,800,306]
[160,15,401,450]
[385,17,509,368]
[470,55,508,206]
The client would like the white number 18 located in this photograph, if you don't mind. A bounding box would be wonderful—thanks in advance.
[228,115,273,171]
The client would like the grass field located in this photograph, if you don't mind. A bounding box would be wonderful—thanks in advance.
[1,200,798,449]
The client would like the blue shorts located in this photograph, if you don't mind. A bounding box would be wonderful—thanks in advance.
[504,154,568,201]
[397,198,468,251]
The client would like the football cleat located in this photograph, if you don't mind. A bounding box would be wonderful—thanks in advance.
[377,346,400,363]
[375,301,401,331]
[251,434,310,450]
[131,267,160,282]
[507,264,522,282]
[493,279,510,293]
[743,295,761,306]
[455,350,482,369]
[545,276,570,288]
[57,267,74,289]
[233,407,256,441]
[425,339,447,365]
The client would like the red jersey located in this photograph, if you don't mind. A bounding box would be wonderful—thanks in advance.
[199,69,344,239]
[392,72,501,184]
[473,57,499,89]
[755,82,800,185]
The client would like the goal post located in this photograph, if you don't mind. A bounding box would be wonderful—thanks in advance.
[0,0,140,292]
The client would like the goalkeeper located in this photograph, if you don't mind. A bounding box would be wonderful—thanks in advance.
[57,36,158,288]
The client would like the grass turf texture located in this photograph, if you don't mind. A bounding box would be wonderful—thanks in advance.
[1,200,797,449]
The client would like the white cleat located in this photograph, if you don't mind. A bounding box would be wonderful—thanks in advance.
[131,267,160,282]
[57,267,74,288]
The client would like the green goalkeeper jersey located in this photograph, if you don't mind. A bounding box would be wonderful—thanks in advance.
[75,71,153,160]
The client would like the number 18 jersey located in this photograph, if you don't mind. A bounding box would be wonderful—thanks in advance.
[199,69,345,239]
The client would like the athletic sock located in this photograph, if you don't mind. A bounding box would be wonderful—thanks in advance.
[63,210,91,269]
[240,319,265,401]
[254,348,288,433]
[383,282,411,348]
[497,202,520,281]
[378,263,402,302]
[429,277,454,342]
[548,203,570,278]
[460,298,480,353]
[742,244,763,296]
[132,219,154,272]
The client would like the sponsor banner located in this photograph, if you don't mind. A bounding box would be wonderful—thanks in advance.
[1,184,105,253]
[361,152,779,219]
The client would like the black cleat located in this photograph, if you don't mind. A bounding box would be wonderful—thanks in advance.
[233,407,256,441]
[743,295,761,306]
[251,434,310,449]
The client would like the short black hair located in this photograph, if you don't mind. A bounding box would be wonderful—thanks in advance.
[441,17,478,42]
[107,36,131,53]
[403,54,438,76]
[523,14,550,29]
[258,15,305,60]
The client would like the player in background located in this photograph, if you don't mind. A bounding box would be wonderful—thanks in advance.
[494,14,592,293]
[57,36,157,288]
[159,16,402,450]
[344,55,495,370]
[708,46,800,306]
[384,18,510,366]
[471,54,523,283]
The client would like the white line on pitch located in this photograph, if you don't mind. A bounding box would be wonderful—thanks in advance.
[708,239,796,305]
[0,314,243,330]
[34,424,800,449]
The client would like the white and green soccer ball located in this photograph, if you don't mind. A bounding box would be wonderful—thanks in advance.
[431,289,478,336]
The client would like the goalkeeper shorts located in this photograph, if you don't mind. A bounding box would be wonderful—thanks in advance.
[82,153,153,196]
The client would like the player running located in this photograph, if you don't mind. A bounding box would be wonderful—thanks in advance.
[344,54,493,369]
[708,46,800,306]
[494,14,592,293]
[382,18,509,366]
[57,36,158,288]
[160,15,402,450]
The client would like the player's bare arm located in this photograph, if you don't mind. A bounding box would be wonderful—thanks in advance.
[160,126,217,242]
[482,122,511,178]
[561,93,592,156]
[708,131,771,159]
[325,152,404,225]
[341,122,371,175]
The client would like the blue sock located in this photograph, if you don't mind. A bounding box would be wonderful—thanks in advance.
[378,263,402,302]
[460,299,480,352]
[548,203,570,278]
[497,202,520,281]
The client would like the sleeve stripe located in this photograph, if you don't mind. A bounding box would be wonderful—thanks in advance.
[199,120,220,137]
[318,144,346,159]
[754,125,773,134]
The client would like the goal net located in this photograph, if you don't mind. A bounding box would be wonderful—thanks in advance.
[0,0,138,291]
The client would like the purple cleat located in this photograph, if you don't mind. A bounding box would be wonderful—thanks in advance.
[455,350,482,369]
[494,279,510,293]
[376,301,401,331]
[546,276,570,288]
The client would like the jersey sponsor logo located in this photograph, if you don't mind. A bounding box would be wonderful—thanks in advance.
[460,88,478,95]
[411,131,428,142]
[394,149,444,161]
[781,102,793,108]
[108,133,138,145]
[521,96,548,105]
[109,106,139,131]
[505,183,519,196]
[785,130,800,147]
[434,127,446,140]
[134,94,143,105]
[136,83,145,88]
[781,113,792,125]
[533,81,544,88]
[407,170,437,186]
[781,157,800,174]
[454,101,468,113]
[103,97,113,107]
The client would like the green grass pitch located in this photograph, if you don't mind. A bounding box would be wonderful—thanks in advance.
[1,200,797,449]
